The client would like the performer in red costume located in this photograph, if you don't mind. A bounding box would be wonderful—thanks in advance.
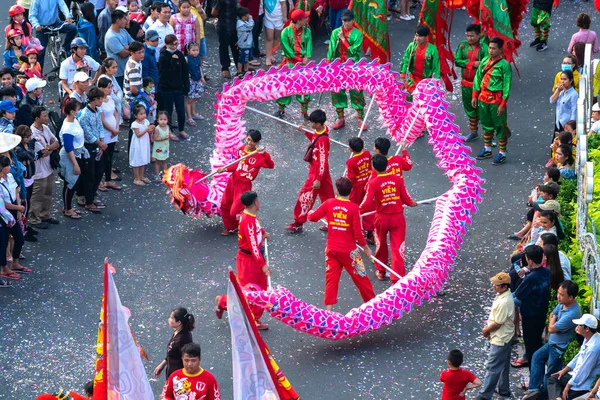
[285,109,335,233]
[35,392,88,400]
[360,154,417,282]
[161,343,220,400]
[308,177,375,311]
[218,129,274,236]
[346,136,375,244]
[215,191,272,330]
[372,137,412,178]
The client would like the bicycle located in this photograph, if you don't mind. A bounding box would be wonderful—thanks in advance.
[42,23,68,72]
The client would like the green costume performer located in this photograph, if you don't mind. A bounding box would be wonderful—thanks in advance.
[399,41,440,93]
[473,53,512,165]
[455,39,488,136]
[275,21,313,118]
[327,23,366,129]
[530,0,554,51]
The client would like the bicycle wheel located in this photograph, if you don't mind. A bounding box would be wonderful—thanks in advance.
[48,39,60,70]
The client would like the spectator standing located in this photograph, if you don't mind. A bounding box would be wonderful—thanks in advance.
[547,314,600,400]
[550,70,578,134]
[77,3,101,63]
[476,272,515,400]
[522,280,581,400]
[440,349,482,400]
[59,38,101,97]
[212,0,240,78]
[97,77,121,191]
[29,106,60,227]
[129,104,153,186]
[185,42,205,123]
[262,0,285,69]
[158,34,189,140]
[189,0,208,68]
[153,307,195,379]
[104,9,135,89]
[98,0,119,56]
[142,30,160,88]
[99,58,124,124]
[170,0,201,53]
[149,3,175,60]
[143,2,162,31]
[568,13,599,54]
[13,125,37,241]
[0,134,20,287]
[123,41,145,105]
[29,0,76,71]
[511,245,551,369]
[236,7,254,76]
[69,72,90,106]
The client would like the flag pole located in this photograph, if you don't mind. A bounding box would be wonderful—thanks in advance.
[395,108,422,156]
[357,94,376,137]
[194,150,259,184]
[264,238,272,291]
[359,195,440,217]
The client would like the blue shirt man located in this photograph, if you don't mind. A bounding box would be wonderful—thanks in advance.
[142,30,159,88]
[29,0,77,70]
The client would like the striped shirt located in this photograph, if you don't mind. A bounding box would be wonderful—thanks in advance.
[124,59,142,101]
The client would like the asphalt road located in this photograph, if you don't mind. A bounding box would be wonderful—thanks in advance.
[0,2,593,399]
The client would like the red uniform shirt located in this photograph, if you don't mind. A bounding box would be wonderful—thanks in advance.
[161,368,221,400]
[360,173,413,215]
[440,368,477,400]
[308,197,366,251]
[369,151,413,180]
[305,126,330,181]
[238,210,266,264]
[226,145,275,183]
[346,150,372,188]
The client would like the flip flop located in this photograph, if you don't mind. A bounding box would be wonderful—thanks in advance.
[1,271,21,280]
[105,183,122,190]
[511,358,529,368]
[64,211,82,219]
[12,266,32,274]
[85,206,102,214]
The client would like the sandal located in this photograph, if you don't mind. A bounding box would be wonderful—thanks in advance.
[110,175,122,181]
[1,271,21,280]
[12,266,32,274]
[133,180,146,186]
[77,198,86,207]
[186,118,197,126]
[97,184,108,192]
[141,177,151,184]
[249,59,261,67]
[93,200,106,208]
[169,133,180,142]
[511,358,529,368]
[85,205,102,214]
[105,183,122,190]
[64,210,82,219]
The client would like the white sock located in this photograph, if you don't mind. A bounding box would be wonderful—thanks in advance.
[484,146,492,152]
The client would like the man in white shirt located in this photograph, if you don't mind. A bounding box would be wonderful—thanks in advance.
[59,38,101,96]
[149,3,174,59]
[547,314,600,400]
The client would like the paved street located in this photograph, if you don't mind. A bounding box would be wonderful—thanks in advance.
[0,2,593,399]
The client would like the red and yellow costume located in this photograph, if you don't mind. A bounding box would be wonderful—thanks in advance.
[292,126,334,224]
[346,150,373,231]
[370,151,413,179]
[308,197,375,305]
[218,210,268,320]
[220,145,274,231]
[161,368,221,400]
[360,172,414,282]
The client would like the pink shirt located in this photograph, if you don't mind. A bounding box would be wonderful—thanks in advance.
[568,29,599,54]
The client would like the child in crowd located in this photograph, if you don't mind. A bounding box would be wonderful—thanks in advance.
[20,48,42,79]
[97,76,121,191]
[143,77,157,120]
[440,349,481,400]
[13,125,36,241]
[128,0,146,25]
[236,7,254,76]
[189,0,207,69]
[77,3,100,63]
[130,104,154,186]
[152,111,170,180]
[15,75,27,96]
[0,99,17,133]
[3,30,26,73]
[171,0,200,53]
[589,103,600,136]
[185,42,204,124]
[143,2,163,30]
[5,5,32,49]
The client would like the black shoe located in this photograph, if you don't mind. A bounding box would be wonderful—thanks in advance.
[530,37,541,47]
[24,232,38,242]
[465,132,479,142]
[28,227,39,235]
[536,40,548,52]
[273,109,285,118]
[30,222,49,229]
[41,217,60,225]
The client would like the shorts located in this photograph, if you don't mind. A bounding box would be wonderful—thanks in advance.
[188,79,204,99]
[264,12,283,30]
[199,37,207,58]
[238,48,252,64]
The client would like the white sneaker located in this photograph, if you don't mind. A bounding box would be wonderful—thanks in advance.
[409,14,415,19]
[399,14,411,20]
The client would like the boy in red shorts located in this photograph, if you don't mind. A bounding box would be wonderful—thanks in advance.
[308,177,375,311]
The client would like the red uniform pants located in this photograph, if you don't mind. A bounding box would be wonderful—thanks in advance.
[374,213,406,282]
[349,183,373,231]
[220,179,252,230]
[218,251,268,320]
[324,247,376,306]
[293,173,334,224]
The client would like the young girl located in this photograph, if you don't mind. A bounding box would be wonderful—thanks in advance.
[129,105,154,186]
[152,111,170,180]
[19,48,42,79]
[3,30,26,73]
[4,5,32,49]
[185,42,205,124]
[128,0,147,25]
[170,0,201,53]
[13,125,35,241]
[98,77,121,191]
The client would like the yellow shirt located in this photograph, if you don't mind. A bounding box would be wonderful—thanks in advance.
[191,6,206,39]
[553,69,581,93]
[488,290,515,346]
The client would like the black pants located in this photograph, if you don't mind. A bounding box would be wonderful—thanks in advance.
[547,374,589,400]
[94,152,106,193]
[522,314,546,366]
[218,29,239,71]
[76,151,95,206]
[159,90,186,132]
[252,14,264,57]
[103,142,116,183]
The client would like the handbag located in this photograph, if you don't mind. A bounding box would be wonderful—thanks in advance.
[303,133,329,163]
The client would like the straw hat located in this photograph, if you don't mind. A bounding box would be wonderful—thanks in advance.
[0,132,22,153]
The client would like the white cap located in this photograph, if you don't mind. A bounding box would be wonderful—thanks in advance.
[593,103,600,112]
[573,313,598,329]
[73,71,90,83]
[25,77,47,92]
[116,6,128,12]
